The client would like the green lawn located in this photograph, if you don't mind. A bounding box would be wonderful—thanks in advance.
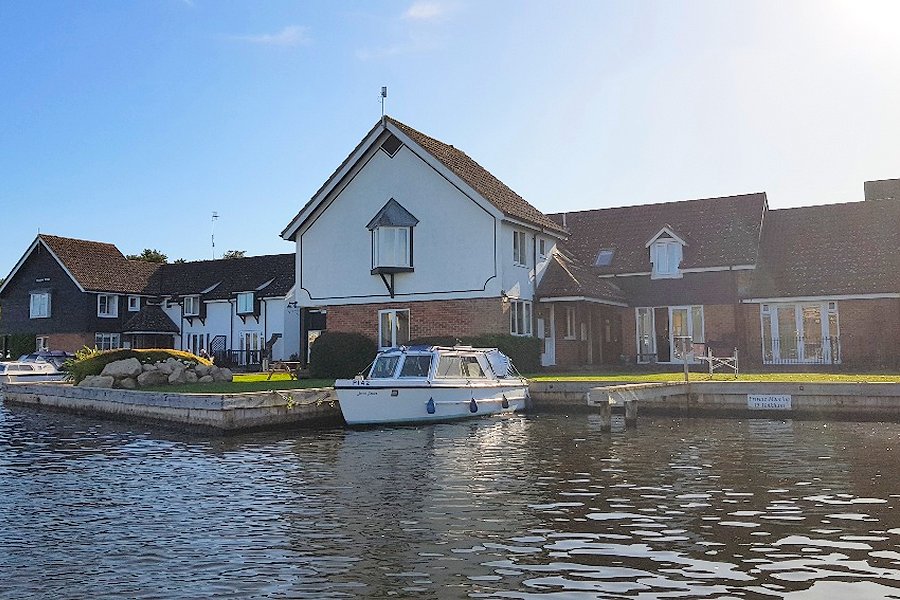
[527,371,900,384]
[143,373,335,394]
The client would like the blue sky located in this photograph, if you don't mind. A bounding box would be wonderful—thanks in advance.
[2,0,899,278]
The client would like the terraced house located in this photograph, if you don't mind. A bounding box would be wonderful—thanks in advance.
[0,235,300,364]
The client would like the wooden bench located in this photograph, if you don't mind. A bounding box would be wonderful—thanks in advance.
[266,361,304,380]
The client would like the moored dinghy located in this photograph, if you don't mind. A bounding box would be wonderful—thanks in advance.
[334,345,529,425]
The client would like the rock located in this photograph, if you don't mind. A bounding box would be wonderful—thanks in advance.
[137,370,169,387]
[198,375,214,383]
[195,364,209,377]
[157,362,174,375]
[118,377,137,389]
[79,375,115,388]
[168,369,186,385]
[101,358,143,379]
[213,368,233,382]
[183,370,198,384]
[142,363,156,372]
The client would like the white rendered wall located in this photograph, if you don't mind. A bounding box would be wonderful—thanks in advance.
[296,146,500,306]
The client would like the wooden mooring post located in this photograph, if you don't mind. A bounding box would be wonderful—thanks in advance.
[585,389,638,431]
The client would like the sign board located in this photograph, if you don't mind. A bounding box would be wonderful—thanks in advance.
[747,394,792,410]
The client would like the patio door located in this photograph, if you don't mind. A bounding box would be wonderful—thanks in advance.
[668,306,704,364]
[241,331,262,365]
[762,302,839,364]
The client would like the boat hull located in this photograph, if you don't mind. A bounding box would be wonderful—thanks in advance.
[334,382,529,425]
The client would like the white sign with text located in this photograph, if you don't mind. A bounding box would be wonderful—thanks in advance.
[747,394,792,410]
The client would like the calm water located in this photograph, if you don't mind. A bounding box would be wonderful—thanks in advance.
[1,405,899,599]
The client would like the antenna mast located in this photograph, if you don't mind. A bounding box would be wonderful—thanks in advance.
[380,86,387,125]
[211,211,219,259]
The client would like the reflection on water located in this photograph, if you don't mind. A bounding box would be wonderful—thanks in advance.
[1,405,899,599]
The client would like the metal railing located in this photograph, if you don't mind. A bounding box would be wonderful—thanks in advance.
[764,335,841,365]
[213,349,264,369]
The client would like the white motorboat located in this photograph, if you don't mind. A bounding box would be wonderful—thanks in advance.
[0,360,67,384]
[335,345,529,425]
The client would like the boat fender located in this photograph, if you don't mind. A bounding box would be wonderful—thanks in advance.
[426,398,436,414]
[501,394,509,409]
[469,398,478,413]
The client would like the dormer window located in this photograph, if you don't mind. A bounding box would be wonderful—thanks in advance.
[646,227,686,279]
[237,292,254,314]
[184,295,201,316]
[367,199,419,273]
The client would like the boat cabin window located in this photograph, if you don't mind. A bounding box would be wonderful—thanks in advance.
[435,355,487,378]
[399,355,432,378]
[369,355,401,378]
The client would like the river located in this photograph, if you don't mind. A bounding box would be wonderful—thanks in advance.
[1,404,898,599]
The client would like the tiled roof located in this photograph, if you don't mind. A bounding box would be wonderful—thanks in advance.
[749,199,900,298]
[387,117,567,235]
[122,304,180,333]
[551,193,767,275]
[148,253,295,300]
[39,234,162,293]
[536,254,626,304]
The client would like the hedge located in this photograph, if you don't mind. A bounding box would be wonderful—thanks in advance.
[308,331,378,379]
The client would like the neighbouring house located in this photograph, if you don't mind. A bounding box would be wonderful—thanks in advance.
[542,193,767,367]
[0,234,300,365]
[280,116,567,358]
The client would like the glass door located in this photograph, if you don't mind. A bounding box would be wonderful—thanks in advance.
[799,304,824,362]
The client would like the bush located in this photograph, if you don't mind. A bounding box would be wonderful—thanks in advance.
[408,333,542,373]
[64,347,212,384]
[308,331,378,379]
[6,334,36,360]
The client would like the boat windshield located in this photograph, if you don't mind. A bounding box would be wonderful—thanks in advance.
[435,355,487,378]
[399,354,432,378]
[369,355,401,379]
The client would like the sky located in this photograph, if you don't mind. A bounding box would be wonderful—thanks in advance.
[2,0,899,279]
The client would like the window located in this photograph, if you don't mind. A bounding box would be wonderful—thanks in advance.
[509,300,532,336]
[184,295,200,316]
[95,333,121,351]
[36,336,49,352]
[128,296,140,312]
[565,306,577,339]
[650,240,683,278]
[97,294,119,318]
[513,231,528,267]
[761,302,840,365]
[399,355,432,378]
[379,309,410,349]
[538,238,547,259]
[373,226,411,268]
[370,354,401,378]
[29,292,50,319]
[594,249,615,267]
[237,292,254,314]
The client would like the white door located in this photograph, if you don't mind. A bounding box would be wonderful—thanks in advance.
[541,306,556,366]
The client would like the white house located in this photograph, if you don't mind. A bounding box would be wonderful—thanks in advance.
[281,117,566,356]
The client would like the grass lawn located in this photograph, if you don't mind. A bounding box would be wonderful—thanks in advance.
[143,373,335,394]
[526,371,900,384]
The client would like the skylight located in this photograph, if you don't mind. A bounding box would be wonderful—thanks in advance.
[594,249,615,266]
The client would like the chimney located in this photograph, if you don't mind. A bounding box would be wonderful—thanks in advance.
[864,178,900,201]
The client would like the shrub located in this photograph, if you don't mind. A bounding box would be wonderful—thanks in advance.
[309,332,377,379]
[64,347,212,384]
[6,334,36,360]
[408,333,542,373]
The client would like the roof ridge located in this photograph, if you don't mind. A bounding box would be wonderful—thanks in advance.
[551,192,767,217]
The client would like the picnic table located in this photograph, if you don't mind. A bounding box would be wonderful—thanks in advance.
[266,361,304,380]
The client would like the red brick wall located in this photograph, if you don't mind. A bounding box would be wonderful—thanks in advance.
[620,303,738,363]
[46,332,95,353]
[325,297,509,342]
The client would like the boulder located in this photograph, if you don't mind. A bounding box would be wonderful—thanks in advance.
[142,363,156,372]
[79,375,115,389]
[168,368,186,385]
[118,377,137,390]
[198,375,214,383]
[157,361,174,375]
[213,368,233,382]
[183,370,198,384]
[137,370,169,387]
[101,358,143,379]
[195,364,209,377]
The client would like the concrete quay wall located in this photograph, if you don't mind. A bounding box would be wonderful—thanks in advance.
[1,382,343,432]
[531,381,900,420]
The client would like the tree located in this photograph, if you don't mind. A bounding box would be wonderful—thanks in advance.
[127,248,168,263]
[221,250,247,259]
[173,258,187,264]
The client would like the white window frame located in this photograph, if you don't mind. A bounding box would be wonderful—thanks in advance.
[378,309,411,349]
[36,336,49,352]
[97,294,119,318]
[538,238,547,260]
[184,295,201,317]
[509,300,533,336]
[95,333,121,351]
[513,231,528,267]
[564,306,577,340]
[760,301,841,365]
[237,292,255,315]
[29,292,51,319]
[127,295,140,312]
[372,226,412,269]
[650,240,683,279]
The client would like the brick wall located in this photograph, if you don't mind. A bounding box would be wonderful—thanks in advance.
[620,303,738,363]
[325,297,509,342]
[46,332,95,353]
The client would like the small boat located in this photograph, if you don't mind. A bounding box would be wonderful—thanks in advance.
[0,360,67,384]
[335,345,529,425]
